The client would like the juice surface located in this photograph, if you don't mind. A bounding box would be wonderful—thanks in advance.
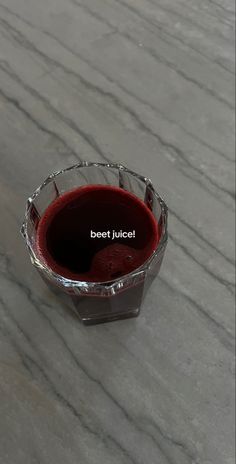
[36,185,160,282]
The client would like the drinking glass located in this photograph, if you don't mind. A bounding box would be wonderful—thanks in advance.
[21,162,168,325]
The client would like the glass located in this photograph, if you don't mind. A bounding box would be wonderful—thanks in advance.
[21,162,168,325]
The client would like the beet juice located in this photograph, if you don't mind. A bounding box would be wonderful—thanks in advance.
[36,185,160,283]
[22,163,167,324]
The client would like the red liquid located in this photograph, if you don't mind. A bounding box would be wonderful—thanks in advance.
[36,185,159,282]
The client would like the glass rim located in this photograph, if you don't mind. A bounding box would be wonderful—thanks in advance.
[21,162,168,290]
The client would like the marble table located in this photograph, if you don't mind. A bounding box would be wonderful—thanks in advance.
[0,1,235,463]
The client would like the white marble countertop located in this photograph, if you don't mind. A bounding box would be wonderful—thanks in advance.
[0,1,235,463]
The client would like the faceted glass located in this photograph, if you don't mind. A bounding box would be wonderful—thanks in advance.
[21,162,168,324]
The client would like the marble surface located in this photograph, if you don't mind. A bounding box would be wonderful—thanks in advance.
[0,0,235,463]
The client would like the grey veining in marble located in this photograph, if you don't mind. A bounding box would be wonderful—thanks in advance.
[0,0,235,463]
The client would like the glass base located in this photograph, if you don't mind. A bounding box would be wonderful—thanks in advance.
[71,281,144,325]
[45,277,144,325]
[78,308,140,325]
